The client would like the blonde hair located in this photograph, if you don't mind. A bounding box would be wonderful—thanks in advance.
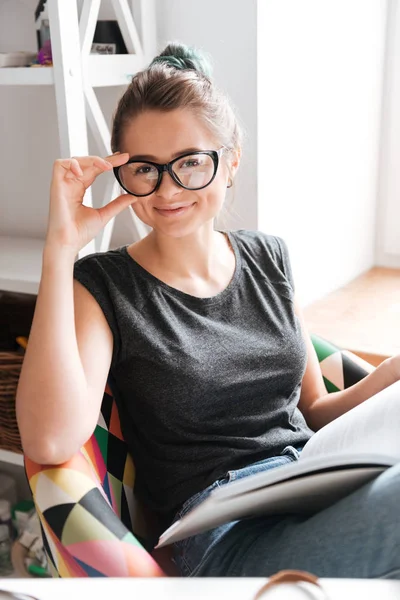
[111,42,243,159]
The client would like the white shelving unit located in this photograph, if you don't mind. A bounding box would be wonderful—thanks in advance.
[0,54,149,88]
[0,0,156,466]
[0,237,44,295]
[0,66,54,86]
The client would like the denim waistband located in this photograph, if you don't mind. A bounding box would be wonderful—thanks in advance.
[174,445,303,524]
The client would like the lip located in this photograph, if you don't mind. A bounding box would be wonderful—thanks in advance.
[154,202,196,217]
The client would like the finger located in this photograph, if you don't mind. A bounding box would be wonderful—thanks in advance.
[54,158,85,180]
[53,155,121,186]
[88,156,113,171]
[103,152,130,167]
[67,156,114,182]
[97,192,137,224]
[68,155,112,170]
[69,158,83,178]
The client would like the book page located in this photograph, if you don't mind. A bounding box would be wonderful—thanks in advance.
[300,379,400,461]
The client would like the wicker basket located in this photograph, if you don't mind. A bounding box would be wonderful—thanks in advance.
[0,350,24,454]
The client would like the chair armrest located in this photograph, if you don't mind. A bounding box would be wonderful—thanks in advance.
[311,334,374,393]
[25,451,165,578]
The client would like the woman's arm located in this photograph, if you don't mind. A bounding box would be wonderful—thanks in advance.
[294,297,399,431]
[16,154,132,464]
[16,246,113,465]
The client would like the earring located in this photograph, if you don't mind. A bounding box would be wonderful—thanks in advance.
[227,178,233,189]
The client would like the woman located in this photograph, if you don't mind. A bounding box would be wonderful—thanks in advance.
[16,42,400,578]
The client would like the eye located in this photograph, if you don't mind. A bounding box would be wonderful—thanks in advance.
[178,155,208,170]
[182,159,200,168]
[125,163,158,177]
[135,165,155,175]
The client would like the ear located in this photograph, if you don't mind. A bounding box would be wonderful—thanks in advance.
[228,147,241,181]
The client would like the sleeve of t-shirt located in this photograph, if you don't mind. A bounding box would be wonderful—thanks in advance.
[73,254,121,365]
[274,236,296,293]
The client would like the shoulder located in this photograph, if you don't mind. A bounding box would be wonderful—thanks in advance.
[73,245,156,313]
[229,229,287,263]
[229,229,295,292]
[73,247,132,312]
[74,246,127,274]
[73,246,135,290]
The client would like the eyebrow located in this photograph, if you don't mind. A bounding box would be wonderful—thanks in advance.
[128,147,203,162]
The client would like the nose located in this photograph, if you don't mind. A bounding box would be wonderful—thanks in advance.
[155,169,182,199]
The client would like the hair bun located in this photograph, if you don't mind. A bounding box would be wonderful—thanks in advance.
[150,42,213,79]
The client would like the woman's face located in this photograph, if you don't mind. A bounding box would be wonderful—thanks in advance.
[120,108,237,238]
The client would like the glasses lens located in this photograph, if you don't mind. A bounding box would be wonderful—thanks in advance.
[172,153,215,189]
[118,162,159,195]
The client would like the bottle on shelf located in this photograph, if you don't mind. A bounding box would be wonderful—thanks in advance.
[34,0,49,51]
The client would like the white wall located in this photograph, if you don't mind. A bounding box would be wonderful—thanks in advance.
[0,0,390,307]
[0,0,58,239]
[257,0,388,306]
[376,0,400,268]
[155,0,258,232]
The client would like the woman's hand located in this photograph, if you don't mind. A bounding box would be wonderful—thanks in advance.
[45,153,134,255]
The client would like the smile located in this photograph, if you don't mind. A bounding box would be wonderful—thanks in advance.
[154,203,196,217]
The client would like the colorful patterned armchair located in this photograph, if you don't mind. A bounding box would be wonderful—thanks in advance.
[24,334,373,578]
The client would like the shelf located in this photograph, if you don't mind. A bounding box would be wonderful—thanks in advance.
[0,236,44,295]
[0,54,149,88]
[0,449,24,467]
[0,67,54,86]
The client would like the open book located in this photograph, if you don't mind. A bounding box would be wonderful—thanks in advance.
[157,379,400,548]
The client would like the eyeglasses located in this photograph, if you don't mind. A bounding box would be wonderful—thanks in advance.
[113,148,226,197]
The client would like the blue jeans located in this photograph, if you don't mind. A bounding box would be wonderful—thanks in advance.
[172,446,400,578]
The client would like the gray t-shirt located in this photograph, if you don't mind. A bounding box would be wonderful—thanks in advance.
[73,230,313,519]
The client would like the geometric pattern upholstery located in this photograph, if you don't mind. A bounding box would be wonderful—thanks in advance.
[311,334,373,392]
[24,334,372,578]
[25,382,164,578]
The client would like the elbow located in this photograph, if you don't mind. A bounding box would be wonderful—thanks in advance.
[21,436,80,466]
[300,403,321,432]
[17,397,96,466]
[17,403,94,466]
[302,407,322,432]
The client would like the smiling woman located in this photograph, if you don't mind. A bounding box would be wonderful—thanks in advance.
[16,40,400,581]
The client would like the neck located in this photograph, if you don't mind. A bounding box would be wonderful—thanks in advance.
[147,224,228,280]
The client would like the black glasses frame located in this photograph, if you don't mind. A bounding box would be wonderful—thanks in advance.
[113,148,225,197]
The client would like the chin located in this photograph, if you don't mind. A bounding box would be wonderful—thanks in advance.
[154,222,205,239]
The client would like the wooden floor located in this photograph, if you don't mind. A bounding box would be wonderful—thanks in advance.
[303,267,400,367]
